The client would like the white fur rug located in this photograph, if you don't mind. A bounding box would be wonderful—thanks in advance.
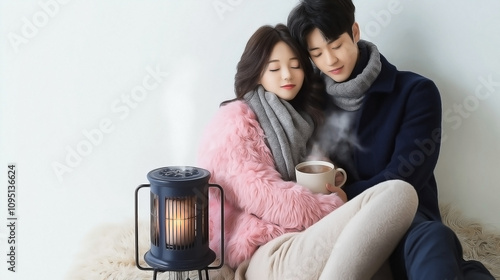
[66,204,500,280]
[439,204,500,279]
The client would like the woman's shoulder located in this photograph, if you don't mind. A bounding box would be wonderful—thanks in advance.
[211,100,256,124]
[204,100,260,135]
[198,99,267,166]
[218,100,253,116]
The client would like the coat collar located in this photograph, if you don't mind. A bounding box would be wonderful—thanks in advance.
[367,54,398,95]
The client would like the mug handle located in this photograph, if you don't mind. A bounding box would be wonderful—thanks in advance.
[333,168,347,188]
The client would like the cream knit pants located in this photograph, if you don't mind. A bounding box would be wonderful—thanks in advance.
[234,180,418,280]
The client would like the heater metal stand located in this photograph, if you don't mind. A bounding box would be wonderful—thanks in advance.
[151,269,210,280]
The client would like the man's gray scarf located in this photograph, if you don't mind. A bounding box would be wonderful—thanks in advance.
[322,40,382,111]
[244,86,314,181]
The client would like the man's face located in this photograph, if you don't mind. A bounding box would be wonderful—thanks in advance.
[306,23,360,82]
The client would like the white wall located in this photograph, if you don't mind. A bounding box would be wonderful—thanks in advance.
[0,1,498,279]
[354,0,500,229]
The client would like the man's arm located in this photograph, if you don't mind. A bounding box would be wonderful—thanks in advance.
[345,79,442,199]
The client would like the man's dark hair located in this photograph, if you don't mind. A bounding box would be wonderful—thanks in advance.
[287,0,356,51]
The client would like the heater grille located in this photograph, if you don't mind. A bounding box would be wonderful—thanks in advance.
[165,196,196,249]
[140,166,219,274]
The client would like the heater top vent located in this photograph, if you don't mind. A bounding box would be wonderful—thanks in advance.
[147,166,211,184]
[159,167,200,178]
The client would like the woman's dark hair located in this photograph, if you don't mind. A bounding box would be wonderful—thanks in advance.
[223,23,326,126]
[287,0,356,52]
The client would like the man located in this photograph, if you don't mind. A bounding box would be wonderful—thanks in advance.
[287,0,494,279]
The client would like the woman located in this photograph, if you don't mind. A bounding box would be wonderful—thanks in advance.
[197,24,418,279]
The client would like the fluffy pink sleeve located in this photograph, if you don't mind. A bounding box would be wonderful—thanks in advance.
[197,101,344,230]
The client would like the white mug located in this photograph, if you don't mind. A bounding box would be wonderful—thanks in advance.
[295,160,347,194]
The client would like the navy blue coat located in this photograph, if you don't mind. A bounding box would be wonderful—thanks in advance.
[343,54,443,221]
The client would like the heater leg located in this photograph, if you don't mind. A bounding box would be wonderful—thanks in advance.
[195,269,210,280]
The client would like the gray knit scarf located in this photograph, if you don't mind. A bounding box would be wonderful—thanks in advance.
[244,86,314,181]
[322,40,382,111]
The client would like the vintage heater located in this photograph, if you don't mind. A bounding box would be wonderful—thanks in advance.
[135,166,224,280]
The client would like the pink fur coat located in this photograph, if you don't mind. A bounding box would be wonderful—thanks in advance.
[197,100,345,269]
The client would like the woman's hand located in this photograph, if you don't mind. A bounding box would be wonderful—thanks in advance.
[326,183,347,202]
